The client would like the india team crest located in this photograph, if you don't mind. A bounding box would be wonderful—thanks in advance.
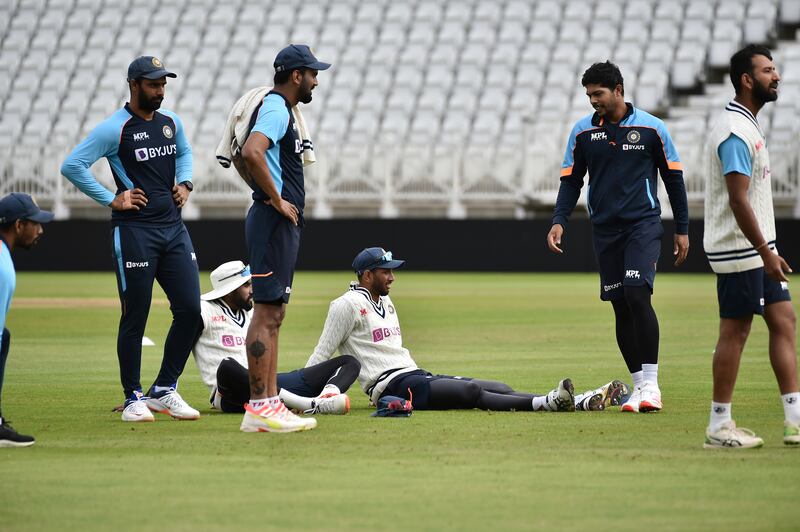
[162,125,173,138]
[152,57,163,68]
[626,130,641,143]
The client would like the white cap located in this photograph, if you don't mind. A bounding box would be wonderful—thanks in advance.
[200,261,251,301]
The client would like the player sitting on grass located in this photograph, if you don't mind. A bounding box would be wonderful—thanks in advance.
[195,261,357,415]
[305,247,629,413]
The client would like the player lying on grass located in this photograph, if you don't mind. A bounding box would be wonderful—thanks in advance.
[195,260,357,415]
[305,247,629,412]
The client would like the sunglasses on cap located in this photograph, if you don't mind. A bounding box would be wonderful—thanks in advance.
[219,265,251,282]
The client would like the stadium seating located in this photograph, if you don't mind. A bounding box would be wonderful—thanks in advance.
[0,0,798,218]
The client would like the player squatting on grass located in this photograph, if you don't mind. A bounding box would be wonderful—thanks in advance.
[702,45,800,449]
[0,193,53,447]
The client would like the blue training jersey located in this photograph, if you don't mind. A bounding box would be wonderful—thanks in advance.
[61,104,192,226]
[553,103,689,234]
[0,238,15,343]
[248,91,305,217]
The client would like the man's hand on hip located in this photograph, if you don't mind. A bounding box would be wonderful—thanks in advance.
[110,189,148,211]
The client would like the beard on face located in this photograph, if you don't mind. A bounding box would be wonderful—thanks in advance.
[752,78,778,104]
[138,90,163,111]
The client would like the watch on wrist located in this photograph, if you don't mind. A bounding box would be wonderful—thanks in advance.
[180,181,194,192]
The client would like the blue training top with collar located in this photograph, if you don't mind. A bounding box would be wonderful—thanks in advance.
[60,104,192,227]
[248,91,305,217]
[552,103,689,234]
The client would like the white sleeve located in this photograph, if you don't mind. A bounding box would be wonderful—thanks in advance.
[305,298,356,367]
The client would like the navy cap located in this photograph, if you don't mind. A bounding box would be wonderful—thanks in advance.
[0,193,54,224]
[274,44,331,73]
[127,56,177,80]
[352,247,405,274]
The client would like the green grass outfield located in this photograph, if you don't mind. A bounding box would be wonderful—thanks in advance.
[1,272,798,531]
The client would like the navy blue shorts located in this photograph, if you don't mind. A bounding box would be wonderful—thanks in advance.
[717,267,792,319]
[277,369,314,397]
[245,201,301,304]
[592,218,663,301]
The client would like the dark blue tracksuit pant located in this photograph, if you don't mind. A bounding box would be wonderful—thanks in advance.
[111,222,200,399]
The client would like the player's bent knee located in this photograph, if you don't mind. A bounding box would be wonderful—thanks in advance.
[339,354,361,371]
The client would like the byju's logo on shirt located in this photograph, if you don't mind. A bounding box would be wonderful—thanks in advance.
[372,327,402,342]
[221,334,245,347]
[134,144,177,162]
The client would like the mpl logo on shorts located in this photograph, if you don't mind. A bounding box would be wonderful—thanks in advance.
[126,261,149,268]
[134,144,177,162]
[625,269,641,279]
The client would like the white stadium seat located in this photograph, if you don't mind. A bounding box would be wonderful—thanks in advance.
[0,0,797,218]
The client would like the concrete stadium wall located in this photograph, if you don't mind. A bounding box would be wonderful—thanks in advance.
[11,219,800,274]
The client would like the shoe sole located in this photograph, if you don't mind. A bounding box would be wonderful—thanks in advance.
[560,379,575,412]
[121,414,155,422]
[604,381,629,407]
[621,403,639,413]
[578,393,604,411]
[0,439,36,448]
[240,424,315,433]
[784,437,800,445]
[703,441,764,449]
[147,404,200,420]
[639,401,662,413]
[240,420,316,433]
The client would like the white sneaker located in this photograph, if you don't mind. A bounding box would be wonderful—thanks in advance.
[784,420,800,445]
[704,420,764,449]
[240,402,317,433]
[621,386,641,413]
[122,397,155,422]
[544,378,575,412]
[305,393,350,415]
[638,382,662,413]
[146,389,200,420]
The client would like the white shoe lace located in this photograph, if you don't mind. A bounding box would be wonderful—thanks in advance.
[305,394,345,415]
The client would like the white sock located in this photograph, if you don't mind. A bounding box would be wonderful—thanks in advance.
[631,370,644,390]
[709,402,732,432]
[319,384,341,397]
[249,395,280,409]
[279,388,314,410]
[642,364,658,388]
[531,396,550,411]
[782,392,800,424]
